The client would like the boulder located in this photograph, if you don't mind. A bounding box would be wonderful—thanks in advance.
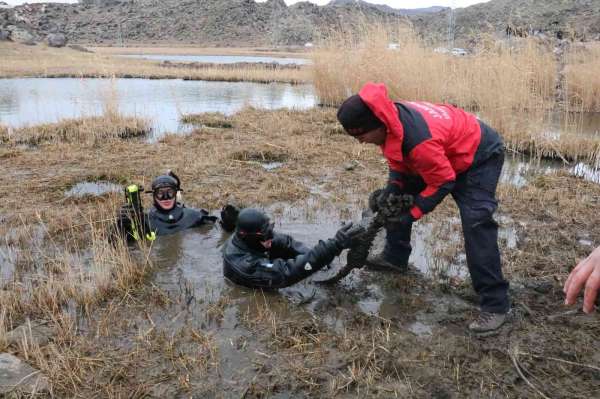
[47,32,67,47]
[0,353,49,395]
[9,26,35,44]
[0,29,9,41]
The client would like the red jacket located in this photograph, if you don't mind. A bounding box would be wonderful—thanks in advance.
[359,82,499,219]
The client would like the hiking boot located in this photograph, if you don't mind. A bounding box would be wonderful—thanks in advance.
[468,311,509,335]
[365,253,408,273]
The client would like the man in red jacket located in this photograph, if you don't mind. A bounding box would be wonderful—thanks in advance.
[337,82,510,334]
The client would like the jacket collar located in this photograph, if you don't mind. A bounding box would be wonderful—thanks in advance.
[358,82,404,162]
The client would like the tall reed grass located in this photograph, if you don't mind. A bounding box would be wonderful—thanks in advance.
[311,23,600,162]
[565,43,600,112]
[0,203,151,328]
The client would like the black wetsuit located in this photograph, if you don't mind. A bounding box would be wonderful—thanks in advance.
[118,203,216,242]
[147,204,216,236]
[223,233,342,289]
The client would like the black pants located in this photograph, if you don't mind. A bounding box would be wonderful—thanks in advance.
[384,152,510,313]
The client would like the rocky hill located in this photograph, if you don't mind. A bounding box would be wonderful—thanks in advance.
[329,0,448,16]
[0,0,599,46]
[0,0,404,46]
[414,0,600,44]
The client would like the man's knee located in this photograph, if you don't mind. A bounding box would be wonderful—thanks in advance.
[461,206,498,231]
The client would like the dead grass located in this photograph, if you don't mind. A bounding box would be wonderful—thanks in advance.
[180,112,233,128]
[0,42,311,84]
[312,23,600,163]
[2,108,600,397]
[6,112,151,146]
[565,42,600,112]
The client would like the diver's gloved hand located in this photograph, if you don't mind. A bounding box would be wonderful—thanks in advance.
[220,204,240,232]
[333,222,366,249]
[116,204,136,238]
[368,188,385,213]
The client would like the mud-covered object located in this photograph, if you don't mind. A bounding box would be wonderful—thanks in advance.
[223,233,341,289]
[148,204,216,236]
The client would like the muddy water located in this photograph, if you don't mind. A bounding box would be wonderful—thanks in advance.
[0,78,317,138]
[503,153,600,187]
[118,54,311,65]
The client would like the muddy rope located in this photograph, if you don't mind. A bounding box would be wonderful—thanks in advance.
[316,193,414,285]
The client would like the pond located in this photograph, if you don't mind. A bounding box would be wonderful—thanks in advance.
[0,78,317,139]
[117,54,312,65]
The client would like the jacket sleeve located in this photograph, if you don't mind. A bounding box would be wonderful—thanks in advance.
[235,239,342,289]
[407,140,456,220]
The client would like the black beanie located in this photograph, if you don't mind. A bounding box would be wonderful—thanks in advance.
[337,95,384,136]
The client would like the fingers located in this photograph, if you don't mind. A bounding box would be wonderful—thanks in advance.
[582,266,600,313]
[565,259,594,306]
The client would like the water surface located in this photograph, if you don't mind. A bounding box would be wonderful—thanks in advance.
[0,78,317,139]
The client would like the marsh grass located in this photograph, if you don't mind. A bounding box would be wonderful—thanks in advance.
[312,23,600,163]
[0,42,311,84]
[565,43,600,112]
[180,112,233,128]
[2,107,600,397]
[7,112,150,146]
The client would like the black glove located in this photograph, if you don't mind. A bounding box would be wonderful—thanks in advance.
[220,204,240,232]
[377,183,403,212]
[334,222,366,250]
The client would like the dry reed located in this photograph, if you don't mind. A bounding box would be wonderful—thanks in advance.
[7,112,150,146]
[565,42,600,112]
[312,23,600,162]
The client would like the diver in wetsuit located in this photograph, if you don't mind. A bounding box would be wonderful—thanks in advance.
[222,208,365,289]
[117,172,218,242]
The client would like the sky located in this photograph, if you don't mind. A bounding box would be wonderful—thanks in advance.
[4,1,491,9]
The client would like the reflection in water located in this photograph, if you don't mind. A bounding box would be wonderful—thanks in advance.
[0,78,317,138]
[118,54,312,65]
[502,154,600,187]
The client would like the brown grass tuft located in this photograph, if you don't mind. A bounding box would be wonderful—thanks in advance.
[7,113,150,146]
[180,112,233,128]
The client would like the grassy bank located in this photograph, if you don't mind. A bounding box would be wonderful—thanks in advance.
[312,24,600,163]
[91,46,310,58]
[0,42,311,84]
[1,109,598,397]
